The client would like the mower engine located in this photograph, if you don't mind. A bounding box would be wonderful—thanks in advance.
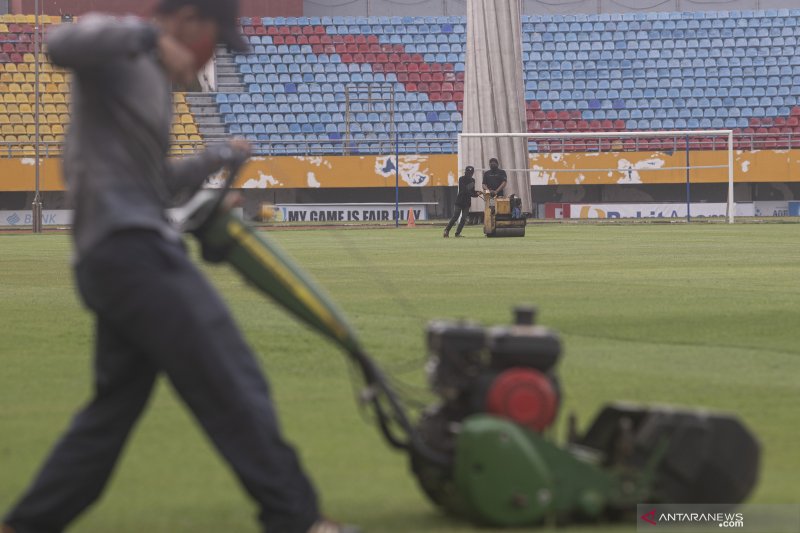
[410,307,760,527]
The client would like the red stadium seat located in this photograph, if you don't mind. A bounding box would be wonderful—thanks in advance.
[314,26,326,34]
[420,72,431,82]
[344,35,355,43]
[302,26,314,35]
[396,72,409,82]
[285,36,297,44]
[408,73,420,82]
[372,63,384,72]
[355,35,366,44]
[408,63,419,73]
[419,63,430,72]
[352,53,364,62]
[365,53,376,62]
[417,82,429,92]
[453,91,464,101]
[320,35,332,44]
[557,111,570,121]
[442,82,454,92]
[297,35,308,44]
[406,82,417,91]
[289,26,302,35]
[565,120,577,130]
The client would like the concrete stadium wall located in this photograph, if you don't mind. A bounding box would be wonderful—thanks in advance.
[4,150,800,192]
[304,0,797,17]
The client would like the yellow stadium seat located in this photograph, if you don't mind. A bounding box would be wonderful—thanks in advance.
[22,146,36,157]
[0,13,12,22]
[4,64,16,73]
[0,63,4,72]
[190,135,202,142]
[0,22,9,30]
[9,83,20,92]
[0,82,7,93]
[24,73,35,82]
[6,104,19,114]
[23,53,35,63]
[44,83,57,93]
[2,94,14,104]
[41,94,53,104]
[46,114,59,124]
[51,73,65,83]
[23,115,34,125]
[20,83,33,93]
[25,14,36,23]
[180,114,192,124]
[52,124,64,135]
[13,14,26,23]
[3,135,17,143]
[53,94,65,104]
[0,74,10,83]
[175,93,186,102]
[42,135,55,142]
[173,124,186,134]
[0,103,5,113]
[17,63,29,73]
[185,124,198,135]
[12,73,24,83]
[176,104,189,114]
[40,125,51,135]
[1,125,13,135]
[58,114,69,123]
[57,83,69,93]
[43,104,56,114]
[55,104,67,114]
[41,64,52,73]
[0,116,8,125]
[39,73,51,83]
[13,124,25,135]
[19,104,32,114]
[15,94,29,103]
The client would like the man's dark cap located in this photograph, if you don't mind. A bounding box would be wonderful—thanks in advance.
[465,166,474,172]
[489,157,499,163]
[156,0,250,53]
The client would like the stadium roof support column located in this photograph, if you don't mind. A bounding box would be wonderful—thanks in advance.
[463,0,532,213]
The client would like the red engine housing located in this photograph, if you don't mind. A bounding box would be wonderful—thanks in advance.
[485,368,559,432]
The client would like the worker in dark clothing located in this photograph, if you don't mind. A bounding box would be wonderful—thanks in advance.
[444,166,480,238]
[1,2,357,533]
[482,157,508,197]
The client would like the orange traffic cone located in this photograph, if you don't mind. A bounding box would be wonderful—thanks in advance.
[407,208,416,228]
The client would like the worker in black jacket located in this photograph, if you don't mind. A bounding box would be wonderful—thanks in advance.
[444,166,480,238]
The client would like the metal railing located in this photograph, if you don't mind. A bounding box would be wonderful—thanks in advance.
[2,132,799,159]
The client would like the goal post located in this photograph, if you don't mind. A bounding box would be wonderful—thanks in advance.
[458,130,736,224]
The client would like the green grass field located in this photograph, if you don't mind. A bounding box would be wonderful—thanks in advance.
[1,224,799,532]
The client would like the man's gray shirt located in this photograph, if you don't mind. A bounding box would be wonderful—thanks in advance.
[47,15,225,261]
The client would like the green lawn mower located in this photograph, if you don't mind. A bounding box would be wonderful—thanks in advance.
[178,157,760,528]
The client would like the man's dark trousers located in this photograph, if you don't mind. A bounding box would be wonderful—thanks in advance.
[4,230,319,533]
[445,205,470,235]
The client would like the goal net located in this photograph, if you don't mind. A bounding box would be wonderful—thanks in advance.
[458,130,736,224]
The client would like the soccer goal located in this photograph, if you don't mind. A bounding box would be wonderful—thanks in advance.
[458,130,736,224]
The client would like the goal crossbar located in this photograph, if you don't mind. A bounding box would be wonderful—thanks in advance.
[458,130,735,224]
